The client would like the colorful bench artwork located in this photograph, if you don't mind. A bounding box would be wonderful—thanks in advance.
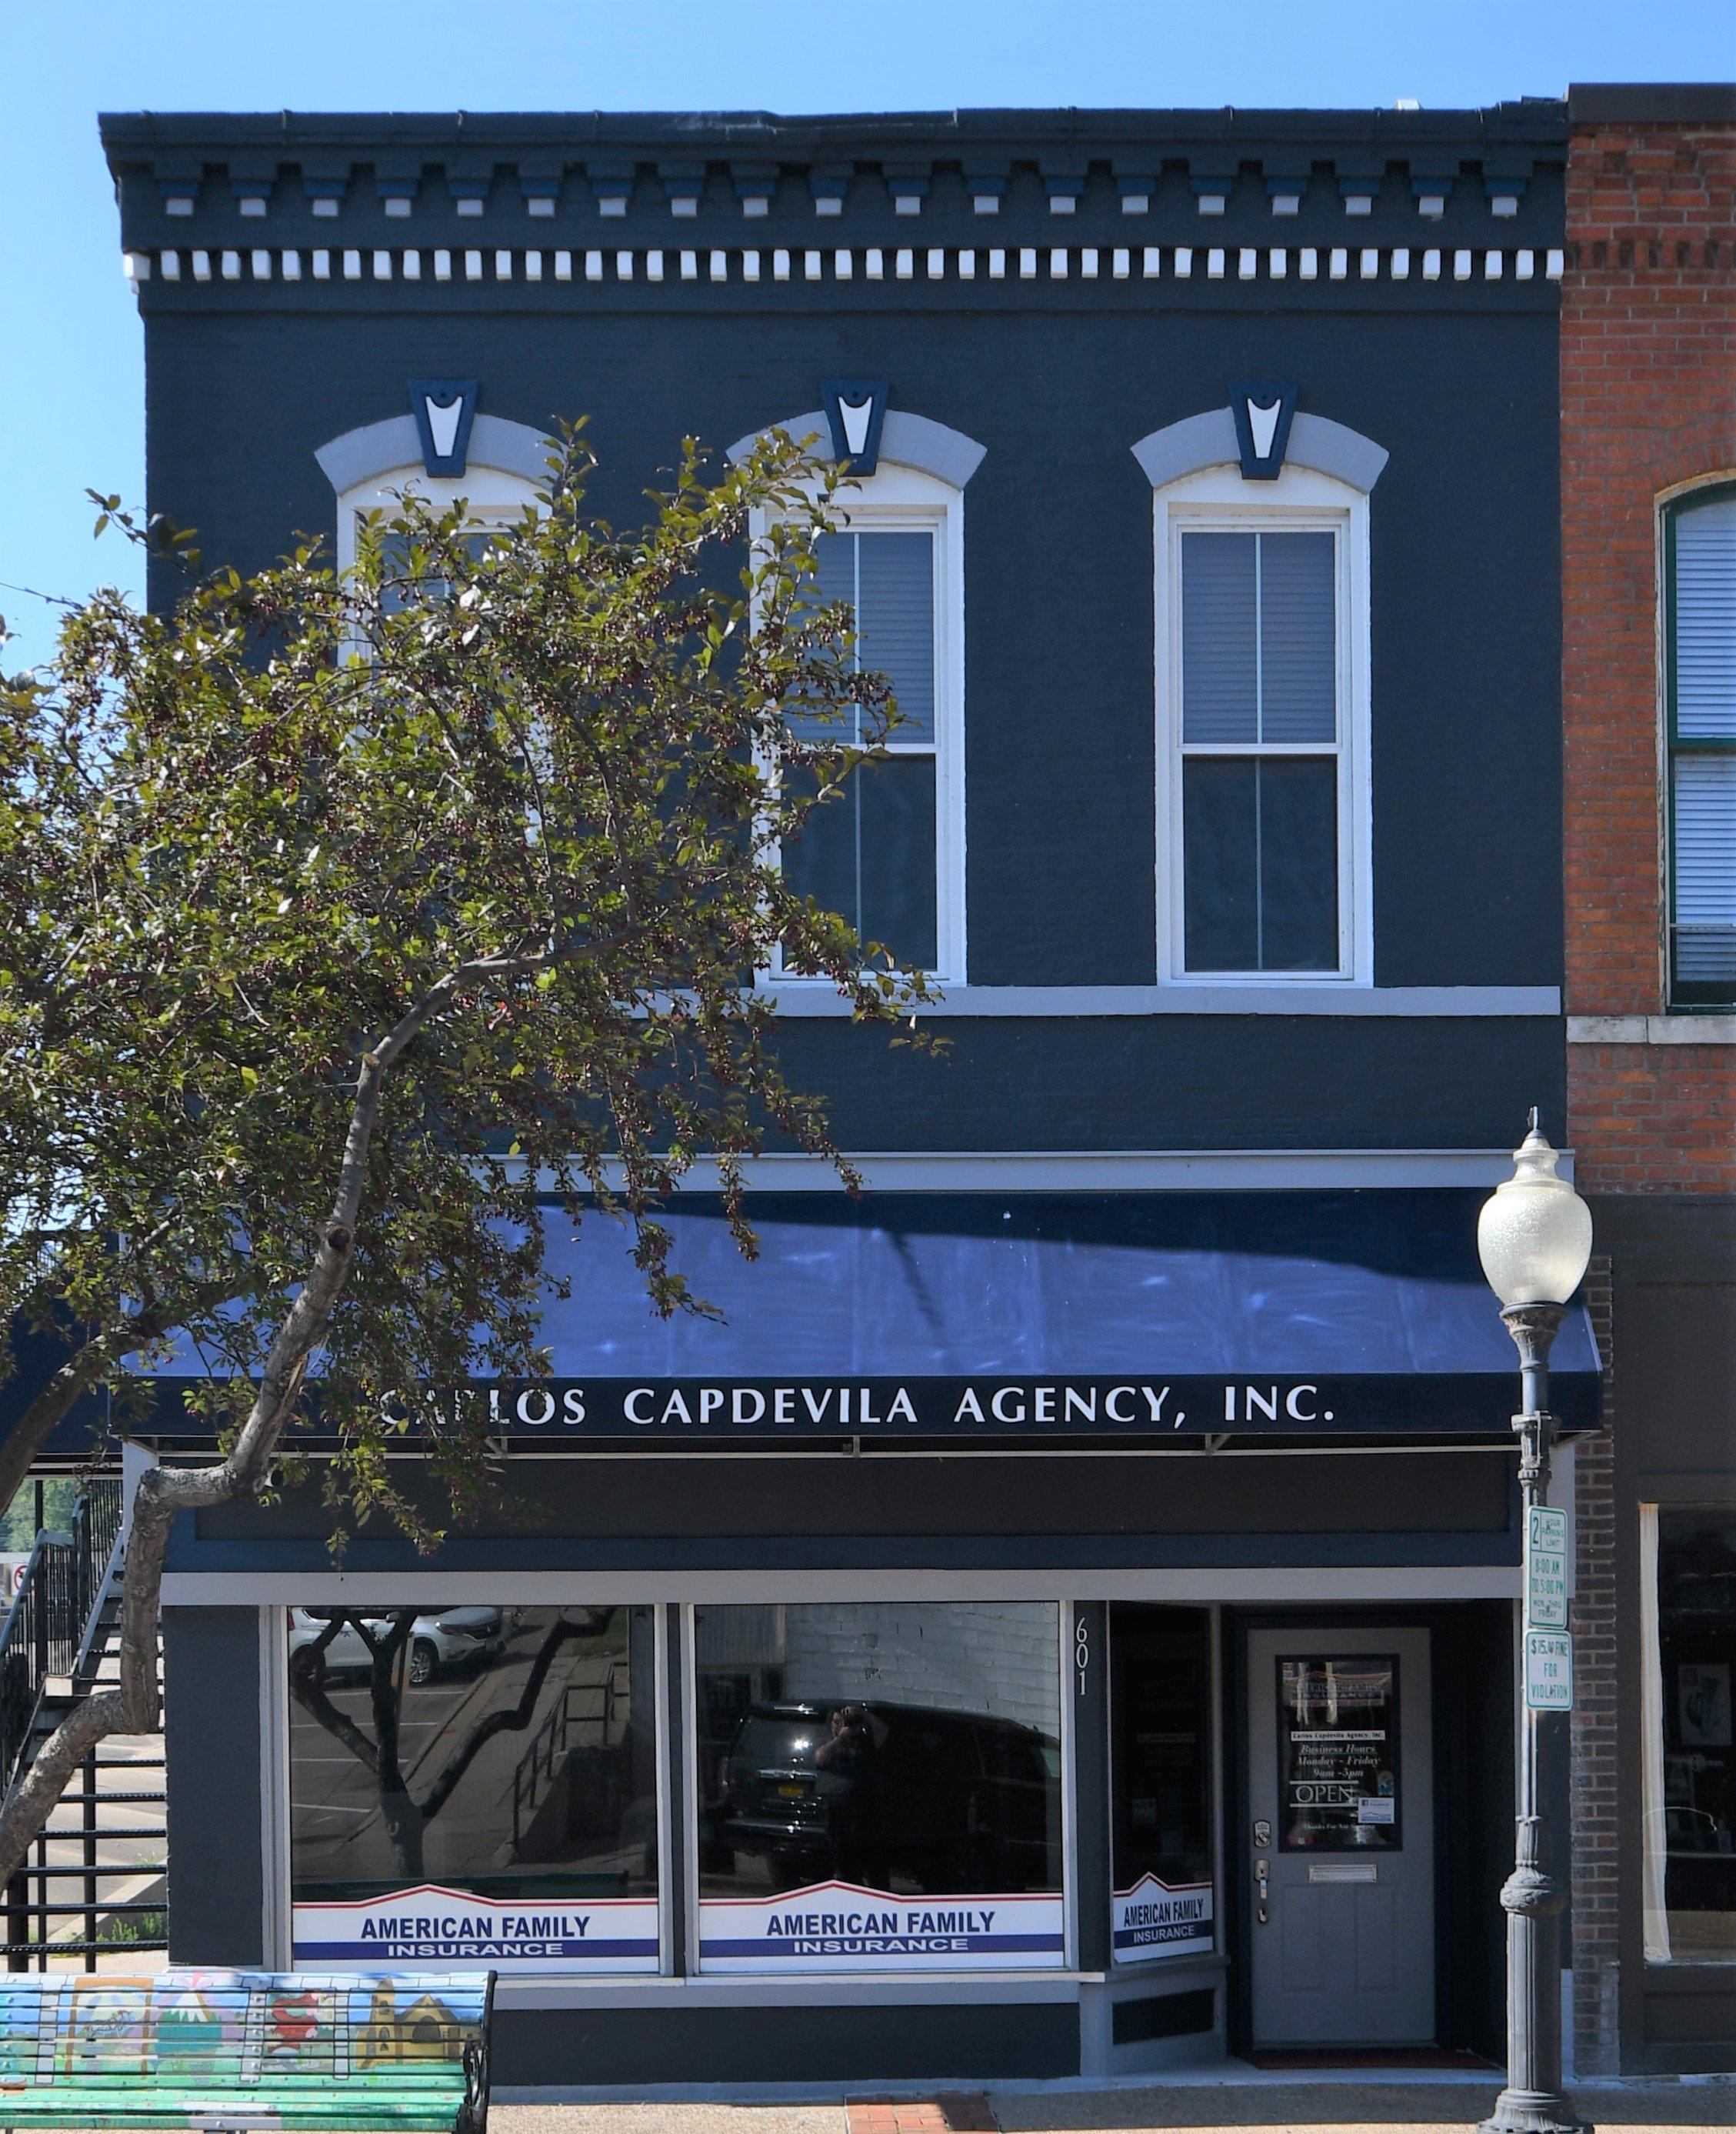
[0,1968,493,2131]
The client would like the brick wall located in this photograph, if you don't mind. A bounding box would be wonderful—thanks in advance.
[1570,1043,1736,1195]
[1562,115,1736,1022]
[1561,111,1736,1179]
[1571,1255,1619,2075]
[1562,95,1736,2076]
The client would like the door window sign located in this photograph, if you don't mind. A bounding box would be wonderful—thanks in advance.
[1525,1507,1569,1632]
[1524,1630,1574,1712]
[1278,1657,1401,1852]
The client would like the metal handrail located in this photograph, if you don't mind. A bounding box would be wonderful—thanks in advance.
[0,1477,125,1796]
[509,1662,624,1852]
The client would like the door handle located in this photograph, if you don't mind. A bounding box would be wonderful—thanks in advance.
[1255,1856,1269,1926]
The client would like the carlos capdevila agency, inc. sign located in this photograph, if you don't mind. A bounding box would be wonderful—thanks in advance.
[467,1372,1511,1436]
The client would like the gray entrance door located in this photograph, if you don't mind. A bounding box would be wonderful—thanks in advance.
[1247,1626,1435,2046]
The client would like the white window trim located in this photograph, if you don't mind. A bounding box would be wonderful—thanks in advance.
[269,1598,675,1977]
[1154,462,1374,986]
[755,460,968,987]
[335,461,541,576]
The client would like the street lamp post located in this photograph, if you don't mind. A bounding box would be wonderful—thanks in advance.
[1476,1111,1594,2134]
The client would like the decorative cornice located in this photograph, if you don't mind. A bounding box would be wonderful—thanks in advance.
[100,109,1568,249]
[122,240,1567,297]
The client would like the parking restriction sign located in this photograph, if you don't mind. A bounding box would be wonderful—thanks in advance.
[1525,1505,1568,1631]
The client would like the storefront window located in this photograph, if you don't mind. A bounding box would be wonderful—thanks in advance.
[1278,1655,1401,1850]
[1109,1605,1215,1961]
[694,1601,1064,1971]
[1644,1512,1736,1962]
[288,1603,658,1972]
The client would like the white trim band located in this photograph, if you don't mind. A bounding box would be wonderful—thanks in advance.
[165,1564,1521,1608]
[501,1147,1574,1192]
[136,246,1565,298]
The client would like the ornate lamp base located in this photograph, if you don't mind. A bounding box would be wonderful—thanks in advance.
[1477,2091,1592,2134]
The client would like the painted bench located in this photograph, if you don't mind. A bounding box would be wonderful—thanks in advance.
[0,1969,493,2132]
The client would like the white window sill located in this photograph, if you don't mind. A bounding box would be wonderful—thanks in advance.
[1568,1013,1736,1045]
[758,982,1559,1018]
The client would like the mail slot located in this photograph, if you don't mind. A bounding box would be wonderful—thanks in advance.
[1308,1861,1378,1883]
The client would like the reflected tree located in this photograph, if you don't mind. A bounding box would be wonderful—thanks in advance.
[288,1606,617,1881]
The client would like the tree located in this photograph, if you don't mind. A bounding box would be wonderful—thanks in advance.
[0,428,933,1882]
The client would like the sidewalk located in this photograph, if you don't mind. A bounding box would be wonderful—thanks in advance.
[495,2076,1736,2134]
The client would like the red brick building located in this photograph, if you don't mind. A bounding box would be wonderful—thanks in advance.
[1561,82,1736,2076]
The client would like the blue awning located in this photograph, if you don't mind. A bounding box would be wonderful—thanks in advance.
[498,1189,1599,1441]
[121,1189,1601,1447]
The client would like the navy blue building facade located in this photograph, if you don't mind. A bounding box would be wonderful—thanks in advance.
[103,105,1593,2089]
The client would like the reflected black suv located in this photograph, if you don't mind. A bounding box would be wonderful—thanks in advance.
[714,1700,1059,1894]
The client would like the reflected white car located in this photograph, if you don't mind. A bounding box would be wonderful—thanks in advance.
[288,1606,505,1686]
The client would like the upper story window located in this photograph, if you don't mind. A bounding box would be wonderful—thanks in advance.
[1155,465,1371,984]
[773,463,965,983]
[1666,485,1736,1008]
[335,462,541,603]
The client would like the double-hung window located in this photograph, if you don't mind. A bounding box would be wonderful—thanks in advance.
[1158,468,1369,982]
[1666,485,1736,1008]
[774,465,965,982]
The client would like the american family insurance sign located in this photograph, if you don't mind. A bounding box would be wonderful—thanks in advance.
[698,1882,1065,1972]
[292,1887,658,1972]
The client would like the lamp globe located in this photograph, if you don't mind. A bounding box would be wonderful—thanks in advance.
[1477,1109,1594,1309]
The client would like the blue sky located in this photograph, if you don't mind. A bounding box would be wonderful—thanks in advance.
[3,0,1731,670]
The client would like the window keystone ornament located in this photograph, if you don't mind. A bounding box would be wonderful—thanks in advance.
[408,378,479,478]
[821,378,890,476]
[1229,379,1298,482]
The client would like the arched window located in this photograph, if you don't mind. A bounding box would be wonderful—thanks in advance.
[315,410,552,597]
[1664,482,1736,1008]
[1151,462,1373,984]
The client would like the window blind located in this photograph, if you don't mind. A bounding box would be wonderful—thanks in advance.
[1674,495,1736,740]
[1671,492,1736,1001]
[1181,530,1334,745]
[1674,757,1736,985]
[798,529,935,742]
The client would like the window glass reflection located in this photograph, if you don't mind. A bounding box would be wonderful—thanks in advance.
[696,1602,1062,1902]
[1656,1516,1736,1959]
[288,1604,658,1907]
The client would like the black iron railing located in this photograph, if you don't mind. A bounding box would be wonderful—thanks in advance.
[0,1476,123,1792]
[0,1475,165,1972]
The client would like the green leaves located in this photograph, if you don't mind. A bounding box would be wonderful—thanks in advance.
[2,428,936,1545]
